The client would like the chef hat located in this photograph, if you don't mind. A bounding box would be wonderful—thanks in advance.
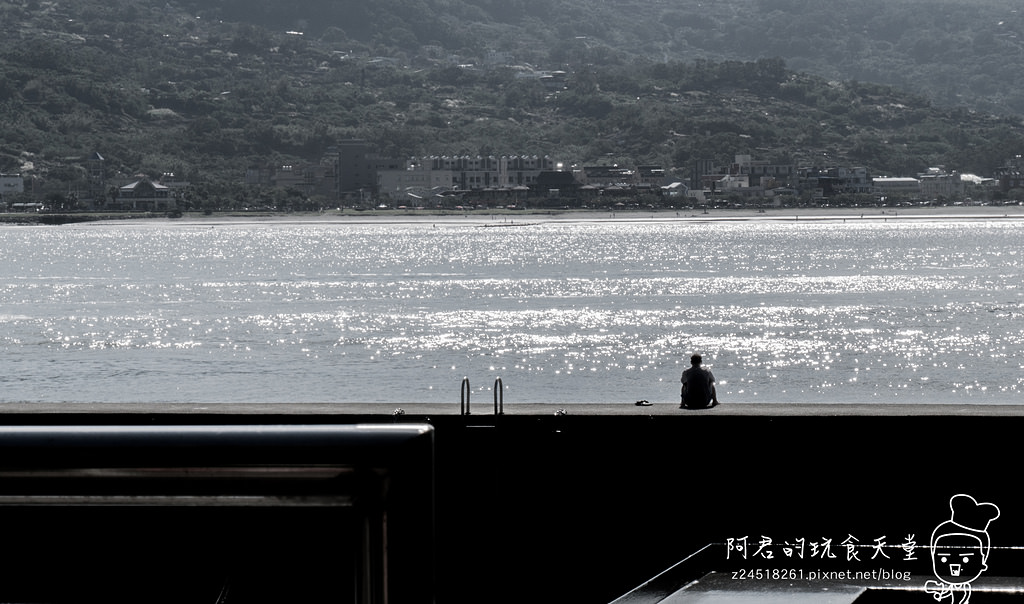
[949,494,1000,534]
[931,494,1001,556]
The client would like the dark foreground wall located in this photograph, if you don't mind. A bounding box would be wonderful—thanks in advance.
[426,412,1024,603]
[1,407,1021,604]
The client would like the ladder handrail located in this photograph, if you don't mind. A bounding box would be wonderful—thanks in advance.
[493,377,504,415]
[460,377,471,415]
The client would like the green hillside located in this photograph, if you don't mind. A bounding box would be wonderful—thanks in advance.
[2,0,1023,201]
[176,0,1024,116]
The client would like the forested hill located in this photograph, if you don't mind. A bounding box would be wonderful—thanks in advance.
[178,0,1024,117]
[2,0,1024,191]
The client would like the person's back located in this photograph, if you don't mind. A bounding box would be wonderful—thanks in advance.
[680,354,718,409]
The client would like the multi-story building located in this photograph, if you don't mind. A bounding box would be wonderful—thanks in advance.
[800,166,872,196]
[421,155,557,190]
[484,50,514,66]
[835,167,872,194]
[377,164,454,202]
[331,140,395,198]
[997,169,1024,194]
[636,166,667,187]
[894,170,992,201]
[1,173,24,203]
[244,142,402,201]
[690,155,794,201]
[730,154,796,187]
[873,177,921,198]
[691,159,716,191]
[86,152,106,203]
[580,165,633,186]
[272,164,329,197]
[994,158,1023,194]
[918,168,966,200]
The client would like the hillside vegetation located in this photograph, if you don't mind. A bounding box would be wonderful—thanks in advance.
[2,0,1023,196]
[178,0,1024,116]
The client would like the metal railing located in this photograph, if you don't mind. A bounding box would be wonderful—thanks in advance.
[493,377,504,415]
[460,377,505,415]
[460,377,471,415]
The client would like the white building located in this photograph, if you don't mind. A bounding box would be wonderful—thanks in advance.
[873,177,921,198]
[918,168,993,200]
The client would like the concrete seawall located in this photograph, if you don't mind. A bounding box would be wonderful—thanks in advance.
[2,403,1022,603]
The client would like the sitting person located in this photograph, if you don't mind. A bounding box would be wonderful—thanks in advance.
[680,354,719,409]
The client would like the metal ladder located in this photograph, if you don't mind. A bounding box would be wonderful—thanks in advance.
[460,377,504,415]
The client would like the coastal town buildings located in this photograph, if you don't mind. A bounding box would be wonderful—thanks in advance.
[689,156,1001,205]
[243,149,1005,207]
[917,168,993,200]
[246,141,403,202]
[14,145,1017,215]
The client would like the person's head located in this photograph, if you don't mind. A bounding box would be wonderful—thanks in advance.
[929,494,1000,585]
[931,532,988,584]
[690,354,702,366]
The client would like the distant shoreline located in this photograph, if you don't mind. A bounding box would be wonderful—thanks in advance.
[3,204,1023,226]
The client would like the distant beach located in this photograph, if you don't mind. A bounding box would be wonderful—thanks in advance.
[4,204,1023,227]
[167,203,1024,226]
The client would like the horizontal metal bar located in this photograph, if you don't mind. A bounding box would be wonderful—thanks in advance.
[0,466,352,479]
[0,494,355,506]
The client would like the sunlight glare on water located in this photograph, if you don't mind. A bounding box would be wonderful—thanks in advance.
[0,218,1022,405]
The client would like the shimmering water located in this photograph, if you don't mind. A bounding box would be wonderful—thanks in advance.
[1,216,1022,405]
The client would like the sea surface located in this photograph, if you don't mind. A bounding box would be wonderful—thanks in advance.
[1,214,1022,406]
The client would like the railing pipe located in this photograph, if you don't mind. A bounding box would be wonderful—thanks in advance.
[460,377,471,415]
[493,377,504,415]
